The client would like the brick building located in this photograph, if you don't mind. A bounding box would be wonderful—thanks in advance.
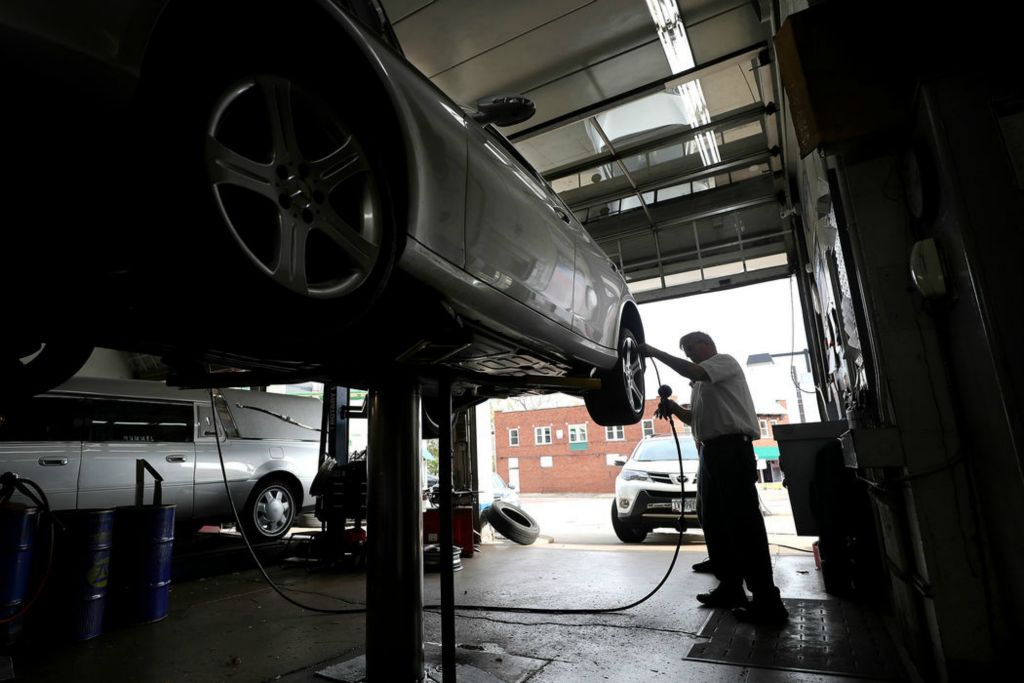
[494,399,789,494]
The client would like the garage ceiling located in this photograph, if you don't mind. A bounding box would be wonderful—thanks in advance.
[381,0,792,303]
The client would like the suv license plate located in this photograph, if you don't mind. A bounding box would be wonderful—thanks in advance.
[671,498,696,513]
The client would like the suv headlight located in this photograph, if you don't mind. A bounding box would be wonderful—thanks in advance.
[620,469,651,482]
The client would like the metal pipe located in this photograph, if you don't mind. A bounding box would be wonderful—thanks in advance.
[366,380,424,681]
[438,380,456,680]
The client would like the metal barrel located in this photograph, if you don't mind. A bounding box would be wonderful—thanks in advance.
[63,509,115,641]
[110,505,176,625]
[0,503,40,646]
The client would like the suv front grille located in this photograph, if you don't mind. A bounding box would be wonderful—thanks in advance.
[650,473,677,485]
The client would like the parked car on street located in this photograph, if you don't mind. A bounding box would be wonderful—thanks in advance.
[481,472,519,514]
[2,0,645,427]
[0,377,322,541]
[612,435,700,543]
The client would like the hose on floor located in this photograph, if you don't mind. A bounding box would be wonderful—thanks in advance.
[208,389,366,614]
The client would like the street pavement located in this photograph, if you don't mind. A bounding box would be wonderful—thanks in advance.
[510,487,814,554]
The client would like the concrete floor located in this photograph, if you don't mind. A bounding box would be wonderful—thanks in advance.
[6,536,897,682]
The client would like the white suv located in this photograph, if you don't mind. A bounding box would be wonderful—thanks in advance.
[612,435,701,543]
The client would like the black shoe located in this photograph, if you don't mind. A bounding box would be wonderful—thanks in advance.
[692,558,715,574]
[696,587,748,609]
[732,597,789,626]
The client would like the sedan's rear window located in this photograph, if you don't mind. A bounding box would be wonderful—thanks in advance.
[632,438,699,462]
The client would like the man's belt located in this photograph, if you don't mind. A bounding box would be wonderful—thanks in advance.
[703,433,754,445]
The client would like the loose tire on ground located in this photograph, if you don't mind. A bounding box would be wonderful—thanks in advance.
[486,501,540,545]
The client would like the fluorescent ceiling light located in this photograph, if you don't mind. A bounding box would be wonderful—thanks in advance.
[644,0,721,165]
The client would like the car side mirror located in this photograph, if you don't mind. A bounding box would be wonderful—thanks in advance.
[470,95,535,127]
[613,458,627,467]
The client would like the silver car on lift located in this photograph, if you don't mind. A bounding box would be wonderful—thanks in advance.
[0,377,322,541]
[2,0,644,425]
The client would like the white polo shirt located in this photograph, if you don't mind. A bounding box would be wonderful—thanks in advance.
[690,353,760,442]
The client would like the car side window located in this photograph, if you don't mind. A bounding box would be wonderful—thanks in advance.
[196,396,240,439]
[87,399,194,443]
[0,396,83,442]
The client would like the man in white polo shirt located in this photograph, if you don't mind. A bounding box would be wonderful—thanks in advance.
[642,331,787,625]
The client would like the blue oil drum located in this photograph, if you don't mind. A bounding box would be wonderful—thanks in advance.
[110,505,176,625]
[61,509,115,641]
[0,503,40,646]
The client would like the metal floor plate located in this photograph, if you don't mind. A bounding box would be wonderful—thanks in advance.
[686,598,906,680]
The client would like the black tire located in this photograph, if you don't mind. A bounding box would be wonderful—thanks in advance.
[486,501,540,546]
[136,13,402,342]
[610,500,648,543]
[242,477,300,542]
[584,328,645,426]
[0,341,94,406]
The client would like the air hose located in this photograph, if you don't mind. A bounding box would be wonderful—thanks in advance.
[211,360,691,617]
[426,359,691,615]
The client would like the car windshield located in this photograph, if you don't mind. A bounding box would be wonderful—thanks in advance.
[632,438,699,462]
[492,472,509,489]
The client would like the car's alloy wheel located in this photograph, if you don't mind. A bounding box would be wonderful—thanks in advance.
[619,333,645,416]
[206,75,382,300]
[584,328,646,426]
[245,480,297,541]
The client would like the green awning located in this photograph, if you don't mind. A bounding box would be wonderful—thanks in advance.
[755,445,780,460]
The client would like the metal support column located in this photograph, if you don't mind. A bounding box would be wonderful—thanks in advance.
[437,380,456,680]
[334,386,350,465]
[366,379,424,681]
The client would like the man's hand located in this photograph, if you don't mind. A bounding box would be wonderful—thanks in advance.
[654,397,677,421]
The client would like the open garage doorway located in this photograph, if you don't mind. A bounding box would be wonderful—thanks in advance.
[487,275,819,548]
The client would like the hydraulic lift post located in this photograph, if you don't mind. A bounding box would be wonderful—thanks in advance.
[366,379,424,680]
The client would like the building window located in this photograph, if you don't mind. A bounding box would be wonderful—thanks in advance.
[605,425,625,441]
[508,457,519,469]
[568,423,588,443]
[642,419,655,437]
[768,419,779,438]
[540,456,553,468]
[759,419,769,438]
[509,428,519,447]
[535,426,552,445]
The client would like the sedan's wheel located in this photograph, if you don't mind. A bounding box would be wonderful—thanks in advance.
[584,328,645,426]
[206,76,383,300]
[243,479,298,542]
[610,500,648,543]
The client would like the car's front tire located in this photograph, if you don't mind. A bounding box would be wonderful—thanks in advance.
[585,327,645,426]
[137,13,403,343]
[610,500,648,543]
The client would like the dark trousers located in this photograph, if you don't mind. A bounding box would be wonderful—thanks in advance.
[700,435,776,597]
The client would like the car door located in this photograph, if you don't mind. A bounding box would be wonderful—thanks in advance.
[0,395,84,511]
[77,397,195,517]
[192,396,254,518]
[465,124,576,328]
